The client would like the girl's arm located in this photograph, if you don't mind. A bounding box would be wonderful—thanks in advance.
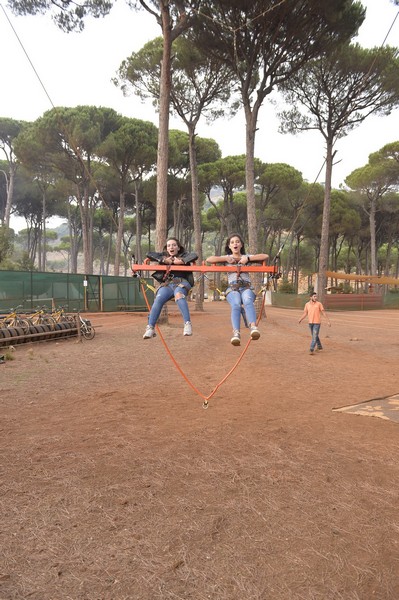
[240,253,268,264]
[206,255,228,264]
[250,253,268,262]
[176,251,198,265]
[144,251,164,265]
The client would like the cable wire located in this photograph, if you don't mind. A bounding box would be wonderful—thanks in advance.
[1,3,55,109]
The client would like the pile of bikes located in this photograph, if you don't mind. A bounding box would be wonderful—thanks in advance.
[0,305,95,346]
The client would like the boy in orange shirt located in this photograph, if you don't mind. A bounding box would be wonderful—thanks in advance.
[298,292,331,354]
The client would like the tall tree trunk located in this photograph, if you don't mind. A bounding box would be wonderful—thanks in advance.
[0,168,9,224]
[114,190,125,276]
[3,163,15,228]
[225,193,236,234]
[42,190,46,272]
[294,234,301,293]
[30,228,38,265]
[135,183,143,264]
[156,3,173,252]
[76,182,92,275]
[37,226,42,271]
[188,126,203,311]
[369,196,377,276]
[318,141,334,302]
[67,205,74,273]
[88,197,95,273]
[81,194,90,274]
[244,105,258,253]
[99,236,105,275]
[105,217,113,275]
[384,240,392,276]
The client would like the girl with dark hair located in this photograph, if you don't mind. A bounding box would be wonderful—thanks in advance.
[143,237,198,339]
[207,233,268,346]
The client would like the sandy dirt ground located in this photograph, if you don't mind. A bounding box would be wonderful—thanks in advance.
[1,302,399,600]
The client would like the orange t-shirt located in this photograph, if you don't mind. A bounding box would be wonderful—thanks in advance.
[304,300,325,324]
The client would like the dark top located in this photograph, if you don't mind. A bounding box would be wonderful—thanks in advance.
[146,251,198,287]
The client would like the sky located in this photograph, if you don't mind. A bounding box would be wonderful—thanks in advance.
[1,0,398,231]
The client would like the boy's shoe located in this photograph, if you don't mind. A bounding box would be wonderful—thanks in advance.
[143,325,156,339]
[231,330,241,346]
[309,349,314,355]
[183,321,192,336]
[250,325,260,340]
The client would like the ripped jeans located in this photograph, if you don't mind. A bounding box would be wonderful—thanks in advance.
[148,281,191,326]
[226,287,256,331]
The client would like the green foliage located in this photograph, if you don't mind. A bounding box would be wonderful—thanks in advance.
[97,116,158,178]
[115,33,238,123]
[0,117,27,156]
[7,0,113,33]
[115,37,163,102]
[278,279,296,294]
[17,252,36,271]
[340,282,353,294]
[297,243,316,275]
[0,258,18,270]
[0,225,14,265]
[279,43,399,141]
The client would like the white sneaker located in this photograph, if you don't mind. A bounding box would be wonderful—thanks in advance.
[183,321,192,336]
[250,325,260,340]
[143,325,156,339]
[231,330,241,346]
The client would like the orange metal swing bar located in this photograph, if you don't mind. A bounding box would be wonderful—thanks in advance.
[132,261,276,274]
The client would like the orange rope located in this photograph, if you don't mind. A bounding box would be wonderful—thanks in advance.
[139,278,266,408]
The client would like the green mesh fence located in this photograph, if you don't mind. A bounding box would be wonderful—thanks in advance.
[271,292,308,309]
[272,291,396,310]
[382,292,399,309]
[3,271,395,314]
[0,270,153,313]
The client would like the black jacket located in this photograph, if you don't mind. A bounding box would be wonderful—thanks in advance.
[146,251,198,287]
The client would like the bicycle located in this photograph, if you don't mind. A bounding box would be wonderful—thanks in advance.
[0,306,30,334]
[51,306,75,324]
[26,306,56,329]
[78,314,95,340]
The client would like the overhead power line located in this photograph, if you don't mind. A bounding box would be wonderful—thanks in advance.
[1,4,55,110]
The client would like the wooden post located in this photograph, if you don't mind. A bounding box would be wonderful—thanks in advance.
[76,312,82,342]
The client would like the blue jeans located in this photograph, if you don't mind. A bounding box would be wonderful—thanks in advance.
[226,288,256,331]
[148,282,191,326]
[309,323,322,351]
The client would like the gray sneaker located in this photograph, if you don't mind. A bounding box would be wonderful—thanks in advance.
[143,325,156,339]
[231,330,241,346]
[250,325,260,340]
[183,321,192,336]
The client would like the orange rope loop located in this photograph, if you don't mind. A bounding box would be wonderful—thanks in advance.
[138,276,267,408]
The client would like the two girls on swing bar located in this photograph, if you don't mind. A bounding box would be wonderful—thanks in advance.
[207,233,268,346]
[143,237,198,339]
